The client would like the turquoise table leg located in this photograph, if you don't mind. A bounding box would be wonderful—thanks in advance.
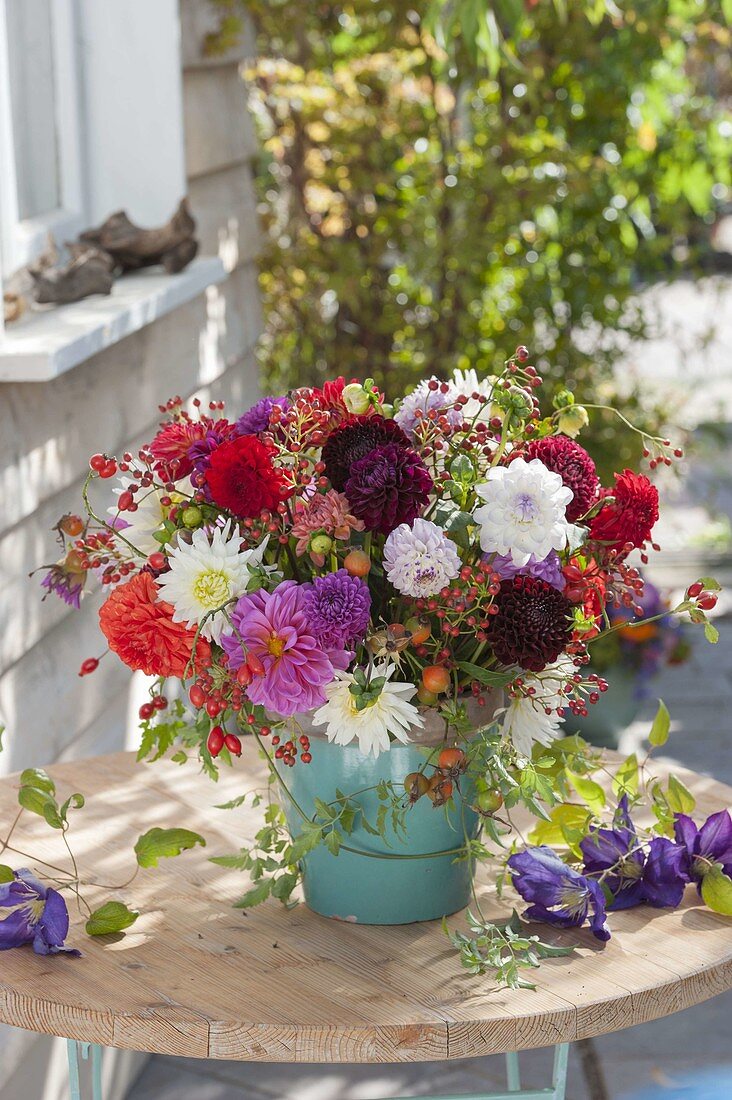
[65,1040,570,1100]
[66,1040,104,1100]
[386,1043,570,1100]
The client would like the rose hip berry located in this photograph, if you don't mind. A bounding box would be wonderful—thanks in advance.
[207,726,225,757]
[224,733,242,756]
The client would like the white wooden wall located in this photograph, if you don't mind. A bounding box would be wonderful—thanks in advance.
[0,3,263,1096]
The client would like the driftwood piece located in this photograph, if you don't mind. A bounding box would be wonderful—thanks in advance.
[78,197,199,274]
[31,247,115,306]
[2,235,59,323]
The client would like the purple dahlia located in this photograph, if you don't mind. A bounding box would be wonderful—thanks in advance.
[487,575,573,672]
[303,569,371,648]
[344,442,433,536]
[322,415,412,492]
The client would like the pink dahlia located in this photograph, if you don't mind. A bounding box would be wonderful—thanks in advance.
[220,581,349,716]
[148,419,208,482]
[291,489,365,565]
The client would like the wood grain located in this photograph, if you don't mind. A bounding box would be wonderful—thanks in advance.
[0,747,730,1063]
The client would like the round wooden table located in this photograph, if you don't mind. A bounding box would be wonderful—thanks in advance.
[1,747,731,1100]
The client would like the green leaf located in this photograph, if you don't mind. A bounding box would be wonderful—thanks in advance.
[701,864,732,916]
[0,865,15,883]
[85,901,139,936]
[271,873,298,902]
[20,769,55,795]
[134,827,205,868]
[648,700,671,747]
[566,770,606,814]
[667,774,696,815]
[529,804,592,851]
[234,879,272,908]
[704,622,719,644]
[323,829,341,856]
[613,754,639,797]
[18,786,60,824]
[456,662,514,688]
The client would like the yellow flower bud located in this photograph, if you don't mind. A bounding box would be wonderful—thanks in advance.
[342,383,371,415]
[558,405,589,439]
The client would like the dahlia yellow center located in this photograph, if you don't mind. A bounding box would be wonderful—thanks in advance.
[267,633,286,658]
[192,569,230,610]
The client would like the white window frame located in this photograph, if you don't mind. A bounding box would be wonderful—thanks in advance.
[0,0,86,276]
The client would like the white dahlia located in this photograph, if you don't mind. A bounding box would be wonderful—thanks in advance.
[500,659,573,758]
[450,367,496,424]
[156,523,267,642]
[312,664,424,758]
[383,518,461,597]
[473,457,574,567]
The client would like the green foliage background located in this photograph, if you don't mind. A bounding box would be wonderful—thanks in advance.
[210,1,730,476]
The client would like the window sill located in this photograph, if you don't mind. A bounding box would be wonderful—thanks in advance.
[0,256,226,382]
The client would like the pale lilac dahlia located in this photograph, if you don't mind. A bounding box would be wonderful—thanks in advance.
[220,581,349,716]
[383,518,461,597]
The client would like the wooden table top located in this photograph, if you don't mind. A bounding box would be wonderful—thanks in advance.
[0,746,731,1064]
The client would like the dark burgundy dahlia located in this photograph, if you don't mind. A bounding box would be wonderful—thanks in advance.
[525,436,599,523]
[487,575,573,672]
[344,443,433,536]
[322,415,412,491]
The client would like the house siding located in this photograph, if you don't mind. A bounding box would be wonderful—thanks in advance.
[0,5,262,1097]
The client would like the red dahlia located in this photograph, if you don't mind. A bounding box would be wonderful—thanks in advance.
[322,415,411,491]
[525,436,599,523]
[204,434,290,518]
[589,469,659,554]
[99,572,210,678]
[487,575,573,672]
[344,442,433,535]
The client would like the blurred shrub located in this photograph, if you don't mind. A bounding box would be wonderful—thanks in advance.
[209,1,731,475]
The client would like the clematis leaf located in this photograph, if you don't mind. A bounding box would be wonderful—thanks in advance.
[566,770,606,814]
[86,901,139,937]
[613,754,639,797]
[529,803,592,854]
[19,768,55,795]
[667,774,696,815]
[134,827,205,868]
[648,700,670,747]
[0,865,14,883]
[701,865,732,916]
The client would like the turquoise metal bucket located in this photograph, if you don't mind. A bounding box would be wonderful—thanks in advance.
[274,707,492,925]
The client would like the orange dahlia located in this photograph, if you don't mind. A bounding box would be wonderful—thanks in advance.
[99,572,210,678]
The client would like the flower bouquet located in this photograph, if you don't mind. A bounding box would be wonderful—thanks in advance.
[8,347,729,981]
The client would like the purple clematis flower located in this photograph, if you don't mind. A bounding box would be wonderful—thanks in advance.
[508,845,610,941]
[580,796,686,910]
[0,869,80,956]
[674,810,732,892]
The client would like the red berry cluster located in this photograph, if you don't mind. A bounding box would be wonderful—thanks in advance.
[139,694,168,721]
[89,453,118,479]
[270,729,311,767]
[687,581,718,612]
[413,564,502,649]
